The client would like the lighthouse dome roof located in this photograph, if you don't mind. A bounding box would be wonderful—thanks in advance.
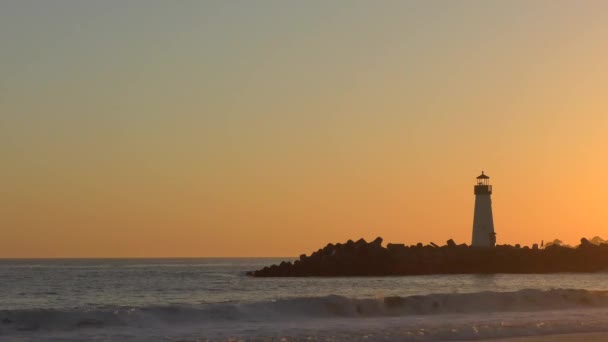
[477,171,489,179]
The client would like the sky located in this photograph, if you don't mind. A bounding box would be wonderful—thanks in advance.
[1,1,608,257]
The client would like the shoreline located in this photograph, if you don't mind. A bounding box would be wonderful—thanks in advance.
[480,332,608,341]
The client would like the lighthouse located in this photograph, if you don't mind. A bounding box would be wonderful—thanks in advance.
[472,171,496,247]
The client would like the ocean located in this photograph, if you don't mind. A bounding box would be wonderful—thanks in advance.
[3,258,608,341]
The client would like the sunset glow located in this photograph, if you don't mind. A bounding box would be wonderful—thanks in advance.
[2,1,608,257]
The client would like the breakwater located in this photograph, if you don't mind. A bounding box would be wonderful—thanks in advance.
[248,237,608,277]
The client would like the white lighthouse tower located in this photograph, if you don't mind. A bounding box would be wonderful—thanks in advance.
[471,171,496,247]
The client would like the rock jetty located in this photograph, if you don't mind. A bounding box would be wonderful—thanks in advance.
[247,237,608,277]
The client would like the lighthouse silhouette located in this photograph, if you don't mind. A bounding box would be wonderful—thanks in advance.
[472,171,496,247]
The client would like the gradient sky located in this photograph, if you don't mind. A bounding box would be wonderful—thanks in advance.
[2,1,608,257]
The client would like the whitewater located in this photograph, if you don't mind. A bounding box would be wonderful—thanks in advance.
[4,259,608,341]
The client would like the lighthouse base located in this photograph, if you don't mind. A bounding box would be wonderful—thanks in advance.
[472,194,495,247]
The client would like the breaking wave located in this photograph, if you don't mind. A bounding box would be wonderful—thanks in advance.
[3,288,608,331]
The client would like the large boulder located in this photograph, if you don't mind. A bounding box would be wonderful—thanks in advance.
[355,238,367,248]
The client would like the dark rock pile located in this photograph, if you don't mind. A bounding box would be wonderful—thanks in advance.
[247,237,608,277]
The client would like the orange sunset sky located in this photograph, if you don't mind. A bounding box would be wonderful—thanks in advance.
[1,1,608,258]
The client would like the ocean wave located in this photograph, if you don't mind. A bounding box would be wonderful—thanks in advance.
[238,288,608,319]
[2,288,608,332]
